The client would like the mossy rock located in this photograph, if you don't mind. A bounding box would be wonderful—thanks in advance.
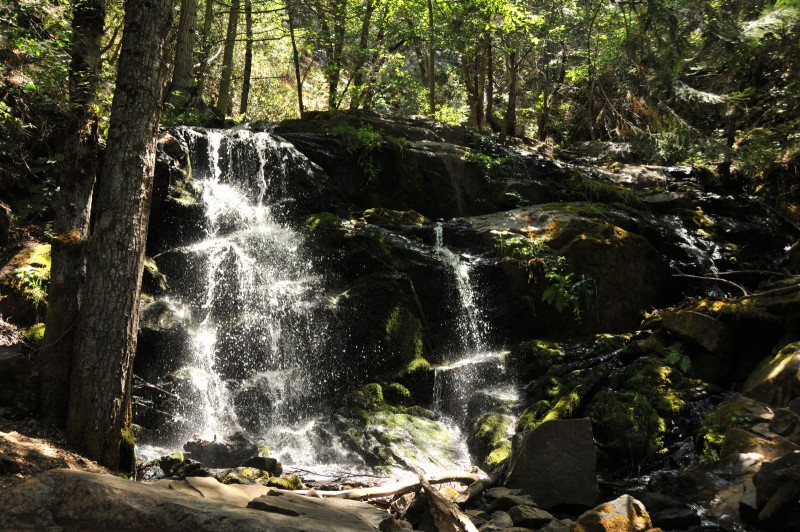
[467,412,514,469]
[0,243,51,325]
[745,341,800,407]
[517,364,608,432]
[143,256,168,295]
[22,323,45,347]
[360,208,429,229]
[698,397,774,462]
[306,212,343,238]
[508,339,563,381]
[266,474,305,490]
[588,390,666,463]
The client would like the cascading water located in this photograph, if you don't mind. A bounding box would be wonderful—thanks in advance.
[140,128,349,466]
[430,223,516,425]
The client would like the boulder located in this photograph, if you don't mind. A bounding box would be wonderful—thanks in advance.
[660,309,734,357]
[0,347,38,417]
[0,469,382,531]
[752,450,800,527]
[504,419,599,509]
[508,504,555,528]
[745,342,800,407]
[571,494,654,532]
[0,243,50,325]
[183,432,259,468]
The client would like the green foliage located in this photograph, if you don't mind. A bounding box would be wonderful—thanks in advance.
[664,343,692,374]
[13,244,51,311]
[493,232,594,319]
[328,123,383,182]
[23,322,45,346]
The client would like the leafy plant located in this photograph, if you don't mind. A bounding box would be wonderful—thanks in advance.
[664,343,692,374]
[493,232,594,319]
[327,123,383,182]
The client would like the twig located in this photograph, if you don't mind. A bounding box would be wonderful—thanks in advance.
[672,272,750,296]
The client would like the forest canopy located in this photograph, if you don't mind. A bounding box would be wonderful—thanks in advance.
[2,0,799,216]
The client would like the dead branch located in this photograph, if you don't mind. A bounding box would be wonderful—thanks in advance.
[419,476,479,532]
[291,472,481,501]
[672,272,750,296]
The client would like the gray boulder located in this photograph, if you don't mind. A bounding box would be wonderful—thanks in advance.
[504,418,599,509]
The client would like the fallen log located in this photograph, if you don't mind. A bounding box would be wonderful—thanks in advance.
[419,476,478,532]
[291,472,481,501]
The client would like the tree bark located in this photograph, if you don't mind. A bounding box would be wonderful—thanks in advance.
[216,0,240,117]
[39,0,105,428]
[503,50,518,137]
[66,0,174,470]
[427,0,435,116]
[195,0,215,101]
[239,0,253,115]
[287,0,304,116]
[171,0,197,98]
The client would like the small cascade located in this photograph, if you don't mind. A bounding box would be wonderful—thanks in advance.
[433,223,488,352]
[431,223,516,425]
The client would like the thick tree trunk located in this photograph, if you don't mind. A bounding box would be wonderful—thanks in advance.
[66,0,174,470]
[39,0,105,428]
[216,0,240,117]
[195,0,215,101]
[239,0,253,115]
[171,0,197,98]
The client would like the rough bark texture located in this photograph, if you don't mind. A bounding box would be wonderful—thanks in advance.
[216,0,240,117]
[66,0,174,469]
[171,0,198,96]
[195,0,215,101]
[39,0,105,428]
[287,0,304,115]
[239,0,253,116]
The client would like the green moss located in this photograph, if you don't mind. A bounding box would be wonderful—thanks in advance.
[385,306,424,362]
[510,339,562,380]
[698,398,764,461]
[306,212,341,234]
[259,443,271,457]
[405,355,431,373]
[384,382,412,405]
[486,440,512,468]
[589,391,666,461]
[361,208,428,228]
[11,243,51,310]
[267,475,305,490]
[23,323,45,346]
[143,257,167,293]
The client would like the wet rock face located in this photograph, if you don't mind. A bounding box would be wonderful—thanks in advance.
[183,432,259,469]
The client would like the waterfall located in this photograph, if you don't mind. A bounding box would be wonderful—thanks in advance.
[163,128,332,456]
[431,223,514,425]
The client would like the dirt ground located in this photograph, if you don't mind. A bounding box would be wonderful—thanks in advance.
[0,415,111,490]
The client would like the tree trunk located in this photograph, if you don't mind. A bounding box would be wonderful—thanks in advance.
[239,0,253,115]
[348,0,376,110]
[171,0,197,98]
[195,0,215,101]
[427,0,435,116]
[503,50,518,137]
[287,0,304,116]
[39,0,105,429]
[216,0,240,117]
[66,0,174,470]
[485,37,501,132]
